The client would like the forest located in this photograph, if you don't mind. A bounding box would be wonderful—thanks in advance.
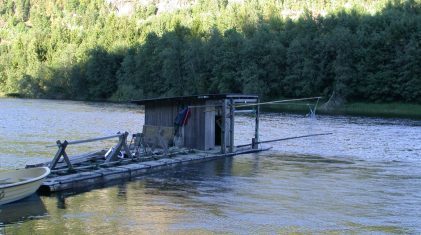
[0,0,420,104]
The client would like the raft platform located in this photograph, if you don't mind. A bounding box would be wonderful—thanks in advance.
[28,94,266,193]
[36,147,267,193]
[25,94,330,193]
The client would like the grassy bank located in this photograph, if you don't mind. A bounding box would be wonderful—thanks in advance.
[1,93,29,98]
[263,102,421,120]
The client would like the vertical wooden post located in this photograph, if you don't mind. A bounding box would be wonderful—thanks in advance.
[254,97,260,149]
[229,98,235,153]
[221,100,226,154]
[121,132,132,158]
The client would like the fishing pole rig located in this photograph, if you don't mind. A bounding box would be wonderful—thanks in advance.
[189,96,322,117]
[188,96,331,149]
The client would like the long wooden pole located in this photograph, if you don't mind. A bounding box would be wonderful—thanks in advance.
[235,97,323,108]
[237,132,333,148]
[67,134,122,145]
[46,133,122,147]
[189,97,322,112]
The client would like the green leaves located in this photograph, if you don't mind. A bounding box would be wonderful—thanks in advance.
[0,0,419,104]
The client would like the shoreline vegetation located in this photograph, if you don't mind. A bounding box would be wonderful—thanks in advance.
[264,102,421,120]
[2,93,420,120]
[0,0,419,118]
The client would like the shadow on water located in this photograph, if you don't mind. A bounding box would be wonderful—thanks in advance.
[41,152,356,204]
[45,152,354,204]
[266,153,355,164]
[0,194,48,226]
[39,178,136,209]
[39,157,238,208]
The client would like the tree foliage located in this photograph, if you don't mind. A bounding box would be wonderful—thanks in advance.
[0,0,419,103]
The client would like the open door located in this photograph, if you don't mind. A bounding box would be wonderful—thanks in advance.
[215,115,222,146]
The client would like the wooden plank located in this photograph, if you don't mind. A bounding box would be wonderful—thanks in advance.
[139,160,167,168]
[204,100,216,150]
[184,100,206,150]
[156,158,179,165]
[172,155,195,163]
[146,102,180,127]
[232,98,258,104]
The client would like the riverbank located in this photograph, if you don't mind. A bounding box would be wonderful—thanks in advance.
[263,102,421,120]
[2,95,420,120]
[1,92,26,98]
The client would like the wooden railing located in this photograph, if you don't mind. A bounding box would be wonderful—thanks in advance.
[49,132,131,171]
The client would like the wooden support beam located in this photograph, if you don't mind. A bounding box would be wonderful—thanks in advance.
[254,97,260,149]
[49,140,74,171]
[229,98,235,153]
[221,100,227,154]
[122,132,132,158]
[105,132,130,163]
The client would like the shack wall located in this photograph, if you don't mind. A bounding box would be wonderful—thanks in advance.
[138,94,258,152]
[183,100,205,150]
[144,102,179,126]
[144,100,211,150]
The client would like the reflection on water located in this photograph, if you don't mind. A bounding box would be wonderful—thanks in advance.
[0,98,420,233]
[2,155,420,234]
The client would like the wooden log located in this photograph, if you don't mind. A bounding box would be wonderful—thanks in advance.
[66,134,122,145]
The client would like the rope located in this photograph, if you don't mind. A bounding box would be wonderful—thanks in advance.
[187,97,323,110]
[234,97,323,108]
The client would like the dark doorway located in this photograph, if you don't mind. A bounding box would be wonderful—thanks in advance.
[215,115,222,146]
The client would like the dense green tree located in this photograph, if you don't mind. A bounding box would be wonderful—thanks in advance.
[0,0,419,104]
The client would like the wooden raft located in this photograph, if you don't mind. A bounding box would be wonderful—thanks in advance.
[39,148,268,193]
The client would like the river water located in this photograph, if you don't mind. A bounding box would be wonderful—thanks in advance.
[0,98,420,234]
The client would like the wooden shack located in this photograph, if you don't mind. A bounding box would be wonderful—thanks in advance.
[132,94,259,153]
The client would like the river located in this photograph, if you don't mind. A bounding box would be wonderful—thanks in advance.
[0,98,420,234]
